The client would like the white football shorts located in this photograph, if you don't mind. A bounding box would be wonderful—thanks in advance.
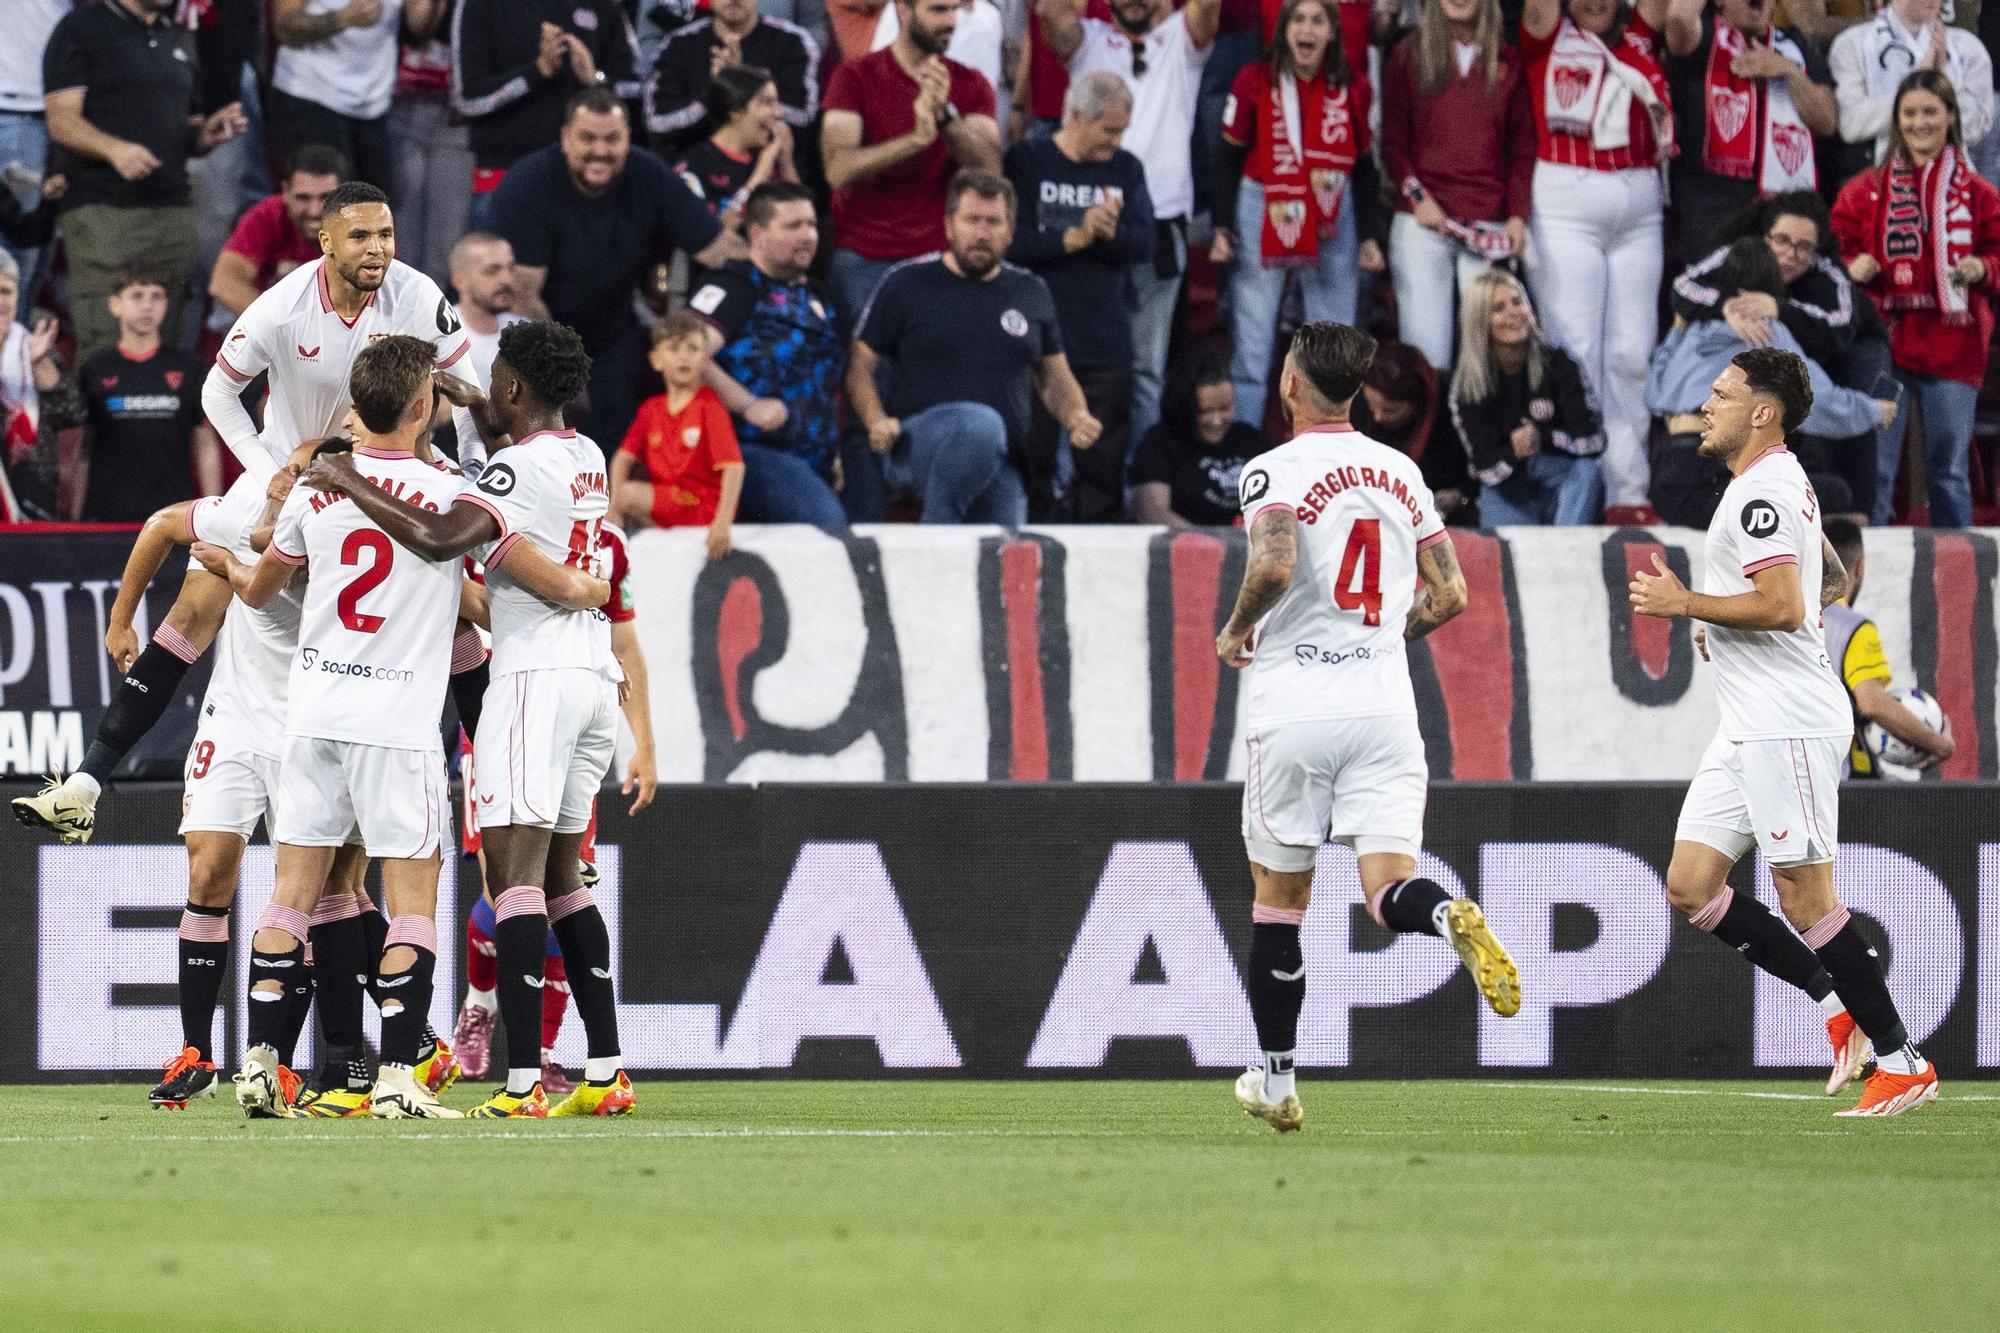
[1676,733,1843,867]
[473,669,618,834]
[178,726,280,839]
[1242,713,1428,871]
[275,735,448,859]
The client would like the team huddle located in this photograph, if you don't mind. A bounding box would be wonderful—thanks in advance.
[12,185,1941,1125]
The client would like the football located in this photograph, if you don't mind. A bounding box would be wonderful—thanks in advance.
[1865,686,1945,776]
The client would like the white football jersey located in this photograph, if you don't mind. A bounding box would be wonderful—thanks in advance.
[455,428,616,680]
[1236,423,1449,727]
[1701,446,1851,741]
[187,474,304,759]
[212,258,476,475]
[270,448,466,750]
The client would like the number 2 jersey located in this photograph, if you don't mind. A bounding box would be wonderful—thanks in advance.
[269,449,466,749]
[1237,423,1449,727]
[453,427,617,680]
[1700,446,1850,741]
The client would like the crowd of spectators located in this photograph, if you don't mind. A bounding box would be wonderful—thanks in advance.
[3,0,2000,530]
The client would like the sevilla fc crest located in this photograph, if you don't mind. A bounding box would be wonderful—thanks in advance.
[1709,88,1750,144]
[1551,64,1592,110]
[165,370,183,390]
[1309,169,1347,217]
[1269,200,1308,250]
[1771,122,1811,177]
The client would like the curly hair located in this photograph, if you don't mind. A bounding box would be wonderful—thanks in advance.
[497,320,593,408]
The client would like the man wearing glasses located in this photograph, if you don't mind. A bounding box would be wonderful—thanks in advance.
[1663,0,1840,259]
[1038,0,1219,450]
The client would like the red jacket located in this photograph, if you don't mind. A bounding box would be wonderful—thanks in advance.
[1379,35,1535,225]
[1831,163,2000,387]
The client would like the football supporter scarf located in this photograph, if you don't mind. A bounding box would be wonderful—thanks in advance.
[1258,70,1359,269]
[0,322,39,468]
[1877,145,1977,325]
[1856,12,1976,161]
[1701,23,1816,193]
[1542,18,1670,158]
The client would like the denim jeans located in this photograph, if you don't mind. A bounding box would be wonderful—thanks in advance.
[828,248,903,339]
[1388,212,1493,374]
[1228,180,1359,426]
[389,97,474,283]
[887,401,1027,524]
[1878,369,1977,527]
[1478,452,1605,527]
[0,111,48,303]
[1129,221,1187,448]
[738,442,848,530]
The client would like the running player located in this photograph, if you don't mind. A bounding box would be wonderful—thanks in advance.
[197,336,606,1120]
[11,181,487,844]
[1214,322,1522,1134]
[302,321,634,1118]
[1630,348,1939,1117]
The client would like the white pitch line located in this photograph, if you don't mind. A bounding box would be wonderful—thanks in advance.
[0,1126,1160,1147]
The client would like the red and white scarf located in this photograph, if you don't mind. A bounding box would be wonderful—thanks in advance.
[1701,24,1815,194]
[0,322,39,468]
[1542,18,1669,158]
[1259,72,1358,269]
[1879,146,1977,325]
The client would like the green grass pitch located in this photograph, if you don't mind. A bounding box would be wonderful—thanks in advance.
[4,1079,1996,1332]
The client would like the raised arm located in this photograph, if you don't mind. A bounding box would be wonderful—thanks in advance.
[495,537,611,610]
[822,108,936,192]
[1405,537,1469,640]
[1185,0,1221,48]
[1038,0,1086,60]
[1522,0,1562,42]
[1664,0,1705,57]
[1215,508,1299,666]
[298,452,500,561]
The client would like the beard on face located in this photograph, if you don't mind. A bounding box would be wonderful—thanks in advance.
[953,243,999,278]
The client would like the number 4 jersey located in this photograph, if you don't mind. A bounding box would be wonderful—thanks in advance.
[269,448,467,749]
[1237,423,1449,727]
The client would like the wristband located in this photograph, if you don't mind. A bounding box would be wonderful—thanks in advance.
[1401,177,1427,204]
[938,103,961,127]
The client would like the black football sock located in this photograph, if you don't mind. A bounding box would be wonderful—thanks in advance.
[1807,908,1918,1067]
[246,938,305,1055]
[449,636,489,739]
[176,904,231,1062]
[376,946,437,1068]
[309,910,370,1068]
[81,642,194,784]
[1246,913,1304,1098]
[274,961,315,1067]
[493,887,550,1087]
[1691,886,1837,999]
[551,899,621,1062]
[1377,878,1452,937]
[359,902,388,972]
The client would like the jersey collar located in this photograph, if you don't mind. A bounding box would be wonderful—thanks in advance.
[1742,442,1791,474]
[317,263,377,329]
[515,428,578,446]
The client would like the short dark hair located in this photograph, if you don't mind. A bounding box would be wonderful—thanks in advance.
[322,180,390,228]
[283,144,348,184]
[349,335,436,434]
[564,85,628,125]
[1288,322,1377,409]
[705,64,774,123]
[1713,237,1786,304]
[1824,517,1865,572]
[497,320,593,408]
[946,169,1016,224]
[744,180,815,230]
[110,265,167,297]
[1731,347,1814,434]
[652,309,711,348]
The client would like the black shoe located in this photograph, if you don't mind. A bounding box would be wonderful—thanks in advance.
[149,1048,218,1109]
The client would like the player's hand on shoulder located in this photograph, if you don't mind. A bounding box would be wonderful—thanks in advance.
[300,450,359,492]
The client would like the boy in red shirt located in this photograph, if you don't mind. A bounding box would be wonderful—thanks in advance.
[611,311,744,559]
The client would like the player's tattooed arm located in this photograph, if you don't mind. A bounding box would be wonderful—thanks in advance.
[1819,535,1849,608]
[1406,538,1468,640]
[496,538,611,611]
[1216,508,1298,667]
[300,451,498,561]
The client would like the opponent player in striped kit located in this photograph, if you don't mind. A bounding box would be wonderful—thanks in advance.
[1631,348,1939,1116]
[198,337,607,1119]
[302,321,635,1118]
[1216,323,1521,1133]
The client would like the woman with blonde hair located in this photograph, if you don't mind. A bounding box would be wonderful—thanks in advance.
[1832,69,2000,526]
[1212,0,1383,425]
[1449,268,1604,526]
[1380,0,1533,372]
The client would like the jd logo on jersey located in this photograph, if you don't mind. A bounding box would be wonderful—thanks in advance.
[437,297,461,336]
[1741,499,1779,538]
[479,464,516,496]
[1240,469,1270,505]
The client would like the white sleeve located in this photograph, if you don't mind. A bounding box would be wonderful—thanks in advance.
[203,313,282,482]
[1830,32,1891,150]
[1956,37,1994,147]
[269,487,312,565]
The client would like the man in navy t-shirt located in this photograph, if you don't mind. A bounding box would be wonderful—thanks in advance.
[845,170,1101,524]
[490,88,735,451]
[1003,70,1153,520]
